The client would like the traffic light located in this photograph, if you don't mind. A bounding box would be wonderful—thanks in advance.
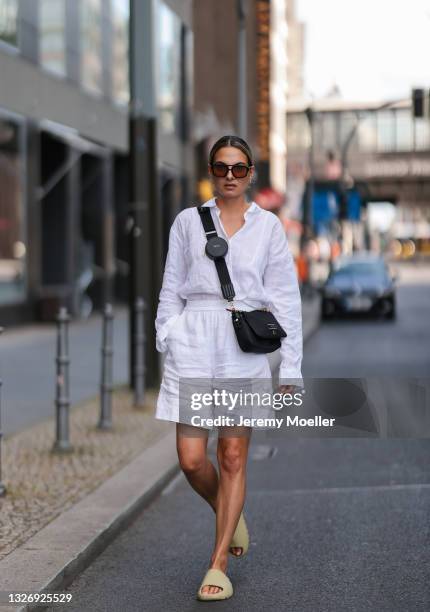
[412,88,429,118]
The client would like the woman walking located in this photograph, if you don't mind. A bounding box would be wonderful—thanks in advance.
[154,135,303,601]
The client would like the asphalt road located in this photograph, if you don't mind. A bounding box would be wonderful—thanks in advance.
[303,261,430,377]
[53,262,430,611]
[50,437,430,612]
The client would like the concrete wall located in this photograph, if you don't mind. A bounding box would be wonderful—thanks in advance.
[0,51,128,152]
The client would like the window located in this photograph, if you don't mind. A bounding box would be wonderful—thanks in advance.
[80,0,102,95]
[395,109,413,151]
[182,26,193,141]
[157,2,182,135]
[414,117,430,151]
[111,0,129,105]
[39,0,66,76]
[0,0,18,47]
[321,113,337,150]
[377,110,395,152]
[287,113,310,151]
[312,113,324,151]
[0,113,26,304]
[339,112,358,153]
[358,112,377,152]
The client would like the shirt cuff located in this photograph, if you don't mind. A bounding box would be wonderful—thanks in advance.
[278,364,303,388]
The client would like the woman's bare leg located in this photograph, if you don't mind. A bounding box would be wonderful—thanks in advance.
[176,424,244,556]
[176,423,218,510]
[202,426,252,595]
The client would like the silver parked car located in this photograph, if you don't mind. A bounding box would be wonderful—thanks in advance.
[321,253,396,320]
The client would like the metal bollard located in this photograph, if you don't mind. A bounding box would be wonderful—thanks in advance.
[133,297,146,407]
[52,307,73,453]
[0,327,6,496]
[98,303,114,430]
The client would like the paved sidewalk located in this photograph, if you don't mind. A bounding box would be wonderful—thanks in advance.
[0,387,175,612]
[0,387,169,561]
[0,306,129,438]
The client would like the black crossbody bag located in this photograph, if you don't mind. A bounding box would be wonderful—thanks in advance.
[197,205,287,354]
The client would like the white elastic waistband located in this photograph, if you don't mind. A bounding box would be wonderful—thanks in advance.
[184,298,264,312]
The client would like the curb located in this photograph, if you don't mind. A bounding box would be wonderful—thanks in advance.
[302,297,321,345]
[0,429,180,611]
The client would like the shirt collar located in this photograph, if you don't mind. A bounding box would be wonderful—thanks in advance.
[201,197,259,217]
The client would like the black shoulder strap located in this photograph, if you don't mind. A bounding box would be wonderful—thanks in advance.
[197,205,235,301]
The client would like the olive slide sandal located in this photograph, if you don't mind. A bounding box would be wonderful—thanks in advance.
[229,512,249,557]
[196,568,234,601]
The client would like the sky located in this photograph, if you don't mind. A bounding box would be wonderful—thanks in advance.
[297,0,430,102]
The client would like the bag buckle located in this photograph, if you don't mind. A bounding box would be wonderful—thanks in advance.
[225,298,237,312]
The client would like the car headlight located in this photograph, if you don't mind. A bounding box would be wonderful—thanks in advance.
[376,286,392,298]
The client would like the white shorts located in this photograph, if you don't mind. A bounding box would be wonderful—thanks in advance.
[155,298,273,426]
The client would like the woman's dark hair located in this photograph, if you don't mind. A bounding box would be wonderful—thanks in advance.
[208,135,254,166]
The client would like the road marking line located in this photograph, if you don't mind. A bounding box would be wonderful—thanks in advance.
[248,482,430,495]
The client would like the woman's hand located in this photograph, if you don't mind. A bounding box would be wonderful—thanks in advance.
[277,384,296,394]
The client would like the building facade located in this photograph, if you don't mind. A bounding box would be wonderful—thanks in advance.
[0,0,130,324]
[0,0,195,336]
[193,0,291,198]
[192,0,258,185]
[286,0,304,102]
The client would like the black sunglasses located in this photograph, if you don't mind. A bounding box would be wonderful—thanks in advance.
[210,162,253,179]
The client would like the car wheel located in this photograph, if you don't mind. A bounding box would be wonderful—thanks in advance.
[321,300,335,321]
[385,306,396,320]
[381,297,396,320]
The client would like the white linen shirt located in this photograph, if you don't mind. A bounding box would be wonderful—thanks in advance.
[155,197,303,380]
